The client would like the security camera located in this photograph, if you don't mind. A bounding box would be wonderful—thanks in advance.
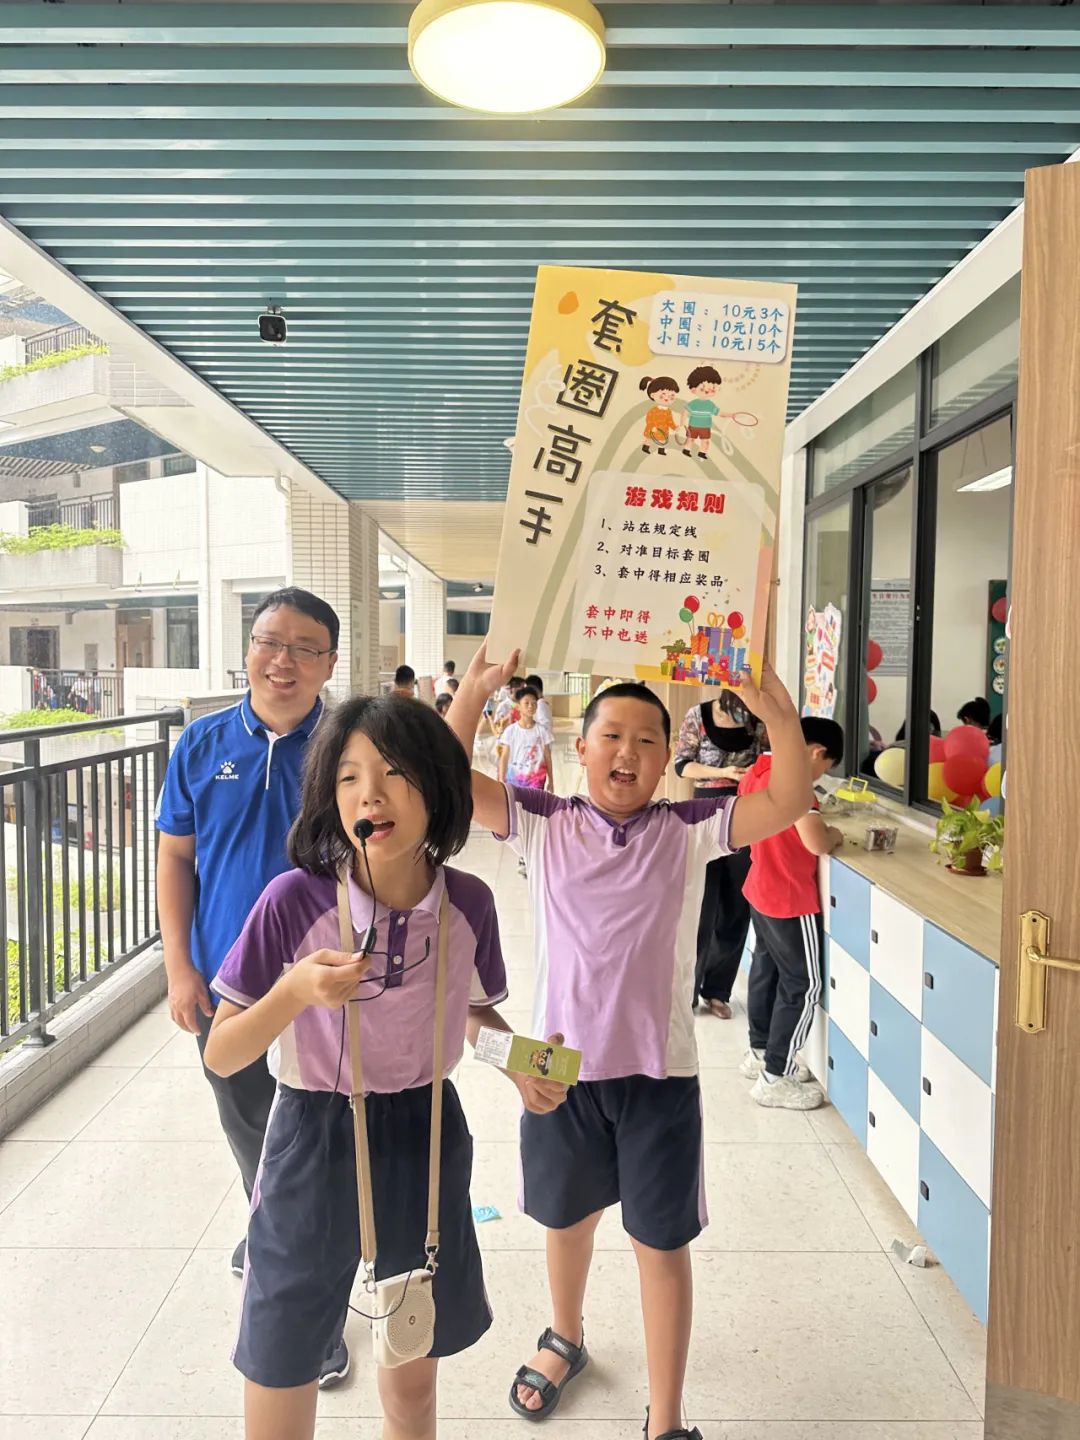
[259,307,287,345]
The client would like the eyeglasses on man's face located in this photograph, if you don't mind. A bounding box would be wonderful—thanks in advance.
[249,633,334,666]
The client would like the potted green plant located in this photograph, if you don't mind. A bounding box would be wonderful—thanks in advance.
[929,799,1004,876]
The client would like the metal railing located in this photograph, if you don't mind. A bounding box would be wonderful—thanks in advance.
[0,709,182,1055]
[23,323,100,362]
[26,492,115,533]
[561,672,592,711]
[32,670,124,720]
[227,670,247,690]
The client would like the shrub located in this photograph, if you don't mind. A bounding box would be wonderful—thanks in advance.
[0,524,124,556]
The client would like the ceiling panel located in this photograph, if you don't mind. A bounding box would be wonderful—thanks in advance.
[1,1,1078,507]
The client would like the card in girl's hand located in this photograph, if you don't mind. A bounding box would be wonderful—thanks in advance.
[474,1027,581,1085]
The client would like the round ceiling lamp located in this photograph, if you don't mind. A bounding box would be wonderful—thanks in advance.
[409,0,606,115]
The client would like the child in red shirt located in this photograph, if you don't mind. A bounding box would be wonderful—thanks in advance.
[737,717,845,1110]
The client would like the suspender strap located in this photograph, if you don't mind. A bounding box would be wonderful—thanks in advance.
[337,875,450,1273]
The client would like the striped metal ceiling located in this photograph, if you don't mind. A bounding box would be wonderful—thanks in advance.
[1,2,1079,504]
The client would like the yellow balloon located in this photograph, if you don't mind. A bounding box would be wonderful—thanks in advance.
[732,625,746,640]
[928,761,948,801]
[875,746,906,787]
[985,762,1002,798]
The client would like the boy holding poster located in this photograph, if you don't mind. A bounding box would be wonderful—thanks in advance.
[448,643,812,1440]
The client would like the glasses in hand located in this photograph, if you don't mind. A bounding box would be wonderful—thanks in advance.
[249,633,334,666]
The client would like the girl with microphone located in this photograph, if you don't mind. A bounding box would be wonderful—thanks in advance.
[203,695,567,1440]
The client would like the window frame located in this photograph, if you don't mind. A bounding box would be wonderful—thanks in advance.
[805,336,1017,810]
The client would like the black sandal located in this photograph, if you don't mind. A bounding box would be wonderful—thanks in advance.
[644,1407,703,1440]
[508,1326,588,1421]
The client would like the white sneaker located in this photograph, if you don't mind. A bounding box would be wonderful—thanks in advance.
[750,1072,824,1110]
[739,1049,813,1083]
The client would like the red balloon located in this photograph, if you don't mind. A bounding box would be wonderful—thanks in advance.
[929,736,946,763]
[976,778,991,801]
[943,754,986,797]
[950,793,975,810]
[684,596,700,614]
[866,675,877,704]
[727,610,743,630]
[944,725,990,762]
[866,639,883,672]
[991,596,1008,624]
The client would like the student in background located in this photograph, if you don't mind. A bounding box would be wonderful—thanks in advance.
[435,693,453,719]
[393,664,417,698]
[435,659,456,698]
[524,674,554,735]
[674,689,765,1018]
[957,697,991,730]
[497,687,553,793]
[738,717,845,1111]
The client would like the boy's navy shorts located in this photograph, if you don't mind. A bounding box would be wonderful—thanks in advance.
[521,1075,705,1251]
[234,1080,491,1388]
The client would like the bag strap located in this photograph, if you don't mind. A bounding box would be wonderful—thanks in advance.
[337,873,450,1274]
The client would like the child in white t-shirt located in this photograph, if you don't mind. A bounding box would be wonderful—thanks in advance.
[497,687,553,792]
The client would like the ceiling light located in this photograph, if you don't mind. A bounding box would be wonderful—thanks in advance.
[88,444,107,454]
[958,466,1013,494]
[409,0,605,115]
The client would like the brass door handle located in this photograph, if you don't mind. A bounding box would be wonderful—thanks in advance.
[1017,911,1080,1033]
[1024,947,1080,974]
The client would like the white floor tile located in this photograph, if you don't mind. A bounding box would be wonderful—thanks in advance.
[0,1142,235,1249]
[890,1255,988,1416]
[76,1067,222,1144]
[696,1143,880,1253]
[699,1068,820,1145]
[196,1177,250,1251]
[0,1420,92,1440]
[7,1068,134,1143]
[88,1014,177,1068]
[85,1423,243,1440]
[683,1252,980,1423]
[0,1248,188,1415]
[825,1143,923,1252]
[147,1030,204,1069]
[0,1140,64,1211]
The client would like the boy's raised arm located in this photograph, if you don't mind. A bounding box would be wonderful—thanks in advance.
[728,663,814,849]
[447,643,521,835]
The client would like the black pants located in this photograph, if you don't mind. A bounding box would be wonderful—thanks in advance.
[694,848,753,1006]
[746,908,823,1078]
[196,1010,276,1201]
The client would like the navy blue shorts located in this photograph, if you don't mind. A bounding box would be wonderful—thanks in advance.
[520,1075,705,1251]
[235,1080,491,1388]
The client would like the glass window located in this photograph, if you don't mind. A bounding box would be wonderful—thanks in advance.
[860,466,914,788]
[926,414,1012,803]
[930,276,1020,428]
[812,364,916,496]
[802,498,851,755]
[166,605,199,669]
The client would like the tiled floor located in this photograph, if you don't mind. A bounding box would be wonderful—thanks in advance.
[0,747,987,1439]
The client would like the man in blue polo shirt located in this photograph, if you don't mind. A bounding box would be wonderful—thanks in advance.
[155,585,350,1386]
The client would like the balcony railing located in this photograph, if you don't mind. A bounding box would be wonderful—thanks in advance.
[32,669,124,720]
[26,492,116,533]
[0,709,182,1055]
[22,323,100,362]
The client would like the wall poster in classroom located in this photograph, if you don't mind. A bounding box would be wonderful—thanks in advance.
[486,265,797,689]
[803,603,842,719]
[868,580,911,676]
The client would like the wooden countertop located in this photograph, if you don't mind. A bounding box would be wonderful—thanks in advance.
[828,812,1003,962]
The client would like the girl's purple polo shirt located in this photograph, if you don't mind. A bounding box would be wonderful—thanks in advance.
[212,865,507,1095]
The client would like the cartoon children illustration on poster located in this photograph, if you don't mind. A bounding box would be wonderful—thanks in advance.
[639,375,684,456]
[681,365,723,459]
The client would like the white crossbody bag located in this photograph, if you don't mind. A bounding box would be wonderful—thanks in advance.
[337,878,448,1369]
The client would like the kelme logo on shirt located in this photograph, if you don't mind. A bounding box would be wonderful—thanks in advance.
[213,761,240,781]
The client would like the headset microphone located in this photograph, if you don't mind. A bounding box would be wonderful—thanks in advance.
[353,818,375,844]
